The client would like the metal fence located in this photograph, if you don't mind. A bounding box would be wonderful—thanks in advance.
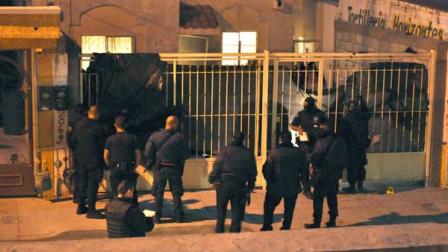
[160,52,434,160]
[81,52,434,161]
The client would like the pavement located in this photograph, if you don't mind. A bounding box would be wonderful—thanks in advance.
[1,181,448,251]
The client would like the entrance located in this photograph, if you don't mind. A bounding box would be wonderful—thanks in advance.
[0,50,34,196]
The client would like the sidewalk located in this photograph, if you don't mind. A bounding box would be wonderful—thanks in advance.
[0,182,447,244]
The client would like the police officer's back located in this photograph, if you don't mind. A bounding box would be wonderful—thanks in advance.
[144,115,186,223]
[106,180,154,238]
[305,115,347,229]
[340,97,370,193]
[208,132,257,233]
[70,106,107,219]
[261,131,310,231]
[104,115,141,202]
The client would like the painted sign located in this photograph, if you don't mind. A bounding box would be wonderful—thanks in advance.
[339,0,448,41]
[348,6,386,29]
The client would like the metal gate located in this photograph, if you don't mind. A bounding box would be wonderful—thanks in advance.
[160,51,435,183]
[81,51,435,184]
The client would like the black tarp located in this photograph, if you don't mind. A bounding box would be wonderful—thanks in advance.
[85,53,183,146]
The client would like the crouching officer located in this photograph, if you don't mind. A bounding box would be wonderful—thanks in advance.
[144,115,186,223]
[261,131,311,231]
[106,180,154,238]
[208,132,257,233]
[305,115,347,229]
[104,115,141,203]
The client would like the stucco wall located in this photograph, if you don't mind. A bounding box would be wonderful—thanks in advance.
[184,0,304,52]
[32,0,180,53]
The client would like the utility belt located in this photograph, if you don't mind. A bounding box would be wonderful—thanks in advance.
[155,160,185,175]
[110,161,135,174]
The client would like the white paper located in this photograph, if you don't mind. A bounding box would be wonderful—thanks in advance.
[143,209,156,218]
[298,132,309,142]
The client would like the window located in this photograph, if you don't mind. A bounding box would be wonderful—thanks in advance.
[294,37,316,53]
[222,32,257,65]
[81,36,133,69]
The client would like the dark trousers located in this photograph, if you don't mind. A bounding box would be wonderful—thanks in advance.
[77,165,103,210]
[313,177,339,224]
[72,169,80,203]
[110,171,138,203]
[153,167,184,218]
[263,193,298,230]
[347,163,366,186]
[215,182,246,233]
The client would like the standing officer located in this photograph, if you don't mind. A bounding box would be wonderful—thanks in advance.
[340,97,370,193]
[104,115,141,203]
[290,97,325,155]
[261,131,311,231]
[144,115,186,223]
[305,115,347,229]
[106,180,154,238]
[68,104,87,204]
[70,106,107,219]
[208,132,257,233]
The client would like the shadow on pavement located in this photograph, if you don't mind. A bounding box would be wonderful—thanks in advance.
[350,212,448,227]
[347,245,448,252]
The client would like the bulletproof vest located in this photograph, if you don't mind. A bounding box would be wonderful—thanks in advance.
[106,199,134,238]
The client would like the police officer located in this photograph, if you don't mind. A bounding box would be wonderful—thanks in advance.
[144,115,186,223]
[68,104,87,204]
[261,131,311,231]
[104,115,141,202]
[208,132,257,233]
[70,106,107,219]
[290,97,325,155]
[340,97,370,193]
[305,115,347,229]
[106,180,154,238]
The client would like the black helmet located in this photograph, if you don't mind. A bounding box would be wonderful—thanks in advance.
[279,131,292,144]
[304,97,316,107]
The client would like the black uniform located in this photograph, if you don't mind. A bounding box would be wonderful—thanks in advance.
[144,129,186,220]
[291,107,325,154]
[309,130,347,226]
[208,142,257,233]
[340,108,370,190]
[70,118,107,211]
[105,132,140,201]
[106,198,154,238]
[261,142,310,230]
[67,113,85,203]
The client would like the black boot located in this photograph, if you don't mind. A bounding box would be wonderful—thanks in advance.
[343,183,356,194]
[76,204,87,215]
[260,225,273,231]
[304,221,321,229]
[325,217,336,228]
[86,204,104,219]
[357,181,364,193]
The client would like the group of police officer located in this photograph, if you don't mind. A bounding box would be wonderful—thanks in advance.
[69,94,370,238]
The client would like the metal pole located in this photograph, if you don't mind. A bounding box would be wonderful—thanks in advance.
[31,49,39,182]
[271,60,279,150]
[317,59,325,108]
[261,50,270,165]
[425,50,437,187]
